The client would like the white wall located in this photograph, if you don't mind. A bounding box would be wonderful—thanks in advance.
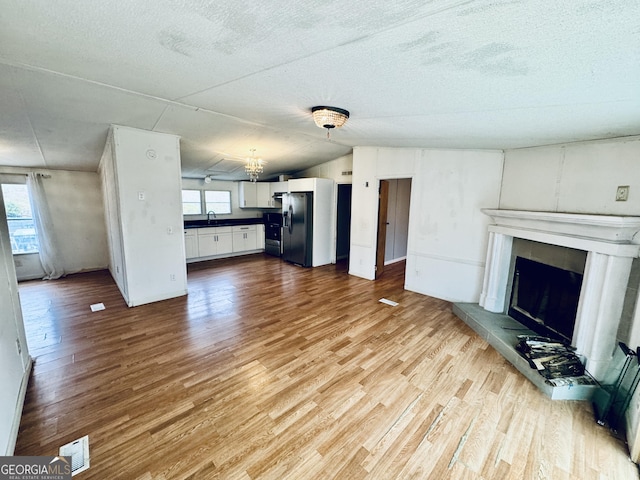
[0,191,31,455]
[99,132,127,296]
[0,169,109,281]
[294,153,353,183]
[349,147,504,303]
[101,126,187,307]
[500,136,640,214]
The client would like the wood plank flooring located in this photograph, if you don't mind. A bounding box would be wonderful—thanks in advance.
[15,255,639,479]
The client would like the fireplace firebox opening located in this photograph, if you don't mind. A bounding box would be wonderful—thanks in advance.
[509,256,584,343]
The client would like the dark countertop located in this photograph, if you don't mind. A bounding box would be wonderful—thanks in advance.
[184,218,265,229]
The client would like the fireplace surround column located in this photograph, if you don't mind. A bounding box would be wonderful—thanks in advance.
[479,232,513,313]
[573,252,633,379]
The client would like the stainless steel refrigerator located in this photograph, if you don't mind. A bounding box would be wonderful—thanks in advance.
[282,192,313,267]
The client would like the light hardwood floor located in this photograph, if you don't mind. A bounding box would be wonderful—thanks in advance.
[15,255,639,479]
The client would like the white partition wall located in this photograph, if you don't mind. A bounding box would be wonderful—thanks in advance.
[99,126,187,307]
[0,192,31,454]
[349,146,504,303]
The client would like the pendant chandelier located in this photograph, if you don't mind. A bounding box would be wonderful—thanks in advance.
[311,106,350,138]
[245,149,264,182]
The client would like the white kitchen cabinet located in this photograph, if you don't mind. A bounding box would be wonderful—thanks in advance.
[217,232,233,255]
[238,182,257,208]
[271,181,288,195]
[197,226,233,257]
[232,225,257,252]
[269,181,288,208]
[239,182,272,208]
[288,178,316,192]
[257,183,271,207]
[184,230,199,259]
[257,225,265,249]
[186,223,264,263]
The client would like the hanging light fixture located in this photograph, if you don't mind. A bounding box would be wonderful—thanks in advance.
[311,106,350,138]
[244,148,264,182]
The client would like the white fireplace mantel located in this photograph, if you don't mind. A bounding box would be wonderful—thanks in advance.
[481,209,640,257]
[479,209,640,380]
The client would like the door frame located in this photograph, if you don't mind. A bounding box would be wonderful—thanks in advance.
[374,176,413,282]
[375,180,389,279]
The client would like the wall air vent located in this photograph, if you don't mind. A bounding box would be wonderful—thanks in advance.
[341,171,352,176]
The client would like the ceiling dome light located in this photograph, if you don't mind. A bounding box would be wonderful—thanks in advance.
[311,106,349,138]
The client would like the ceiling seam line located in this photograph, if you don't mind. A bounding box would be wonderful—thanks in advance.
[11,69,48,168]
[0,58,335,144]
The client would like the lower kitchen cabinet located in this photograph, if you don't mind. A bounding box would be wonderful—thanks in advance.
[257,225,265,249]
[232,225,257,252]
[186,223,264,262]
[197,226,233,257]
[184,230,199,259]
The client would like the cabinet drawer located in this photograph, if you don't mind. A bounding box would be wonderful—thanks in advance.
[231,225,257,233]
[198,226,232,235]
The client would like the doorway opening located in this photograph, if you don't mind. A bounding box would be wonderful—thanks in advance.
[376,178,411,281]
[336,184,352,267]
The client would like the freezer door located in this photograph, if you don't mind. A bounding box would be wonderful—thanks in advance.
[283,192,313,266]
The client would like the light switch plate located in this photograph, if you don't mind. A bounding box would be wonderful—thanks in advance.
[616,185,629,201]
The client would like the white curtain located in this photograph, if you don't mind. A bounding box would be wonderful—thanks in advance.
[26,173,66,280]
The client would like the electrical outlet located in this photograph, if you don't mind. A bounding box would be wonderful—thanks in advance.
[170,273,176,281]
[138,191,145,201]
[616,185,629,201]
[16,338,21,355]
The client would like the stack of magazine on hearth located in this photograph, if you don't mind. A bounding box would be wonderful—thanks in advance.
[515,335,585,379]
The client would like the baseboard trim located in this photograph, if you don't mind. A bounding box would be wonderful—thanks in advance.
[384,256,406,266]
[6,356,33,455]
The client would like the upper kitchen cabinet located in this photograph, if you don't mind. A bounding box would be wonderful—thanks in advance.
[238,182,271,208]
[269,181,288,208]
[270,181,288,196]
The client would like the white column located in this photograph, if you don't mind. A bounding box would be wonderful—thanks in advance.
[573,252,633,380]
[628,287,640,351]
[480,232,513,313]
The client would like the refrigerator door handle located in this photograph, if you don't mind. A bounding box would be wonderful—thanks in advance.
[288,205,293,234]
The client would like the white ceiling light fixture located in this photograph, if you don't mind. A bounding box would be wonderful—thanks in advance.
[311,106,350,138]
[245,149,264,182]
[204,175,212,184]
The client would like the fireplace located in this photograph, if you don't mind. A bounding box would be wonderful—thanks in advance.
[479,209,640,381]
[508,256,583,343]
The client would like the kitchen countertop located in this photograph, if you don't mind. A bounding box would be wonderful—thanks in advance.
[184,218,265,229]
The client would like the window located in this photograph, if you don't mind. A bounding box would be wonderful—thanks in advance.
[2,184,39,254]
[182,189,202,215]
[205,190,232,215]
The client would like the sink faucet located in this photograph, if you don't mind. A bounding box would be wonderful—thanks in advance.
[207,210,217,224]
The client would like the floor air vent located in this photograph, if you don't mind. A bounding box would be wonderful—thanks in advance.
[59,435,90,476]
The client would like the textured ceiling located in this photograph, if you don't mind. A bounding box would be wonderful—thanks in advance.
[0,0,638,180]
